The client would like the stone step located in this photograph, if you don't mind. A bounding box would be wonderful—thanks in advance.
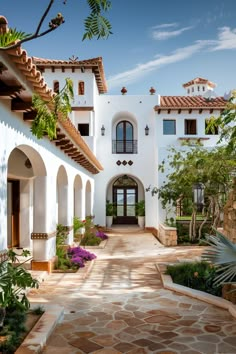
[106,225,146,234]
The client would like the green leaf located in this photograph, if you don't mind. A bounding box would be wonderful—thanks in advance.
[0,28,30,47]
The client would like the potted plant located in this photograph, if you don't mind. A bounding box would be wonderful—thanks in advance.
[106,200,114,228]
[136,199,145,228]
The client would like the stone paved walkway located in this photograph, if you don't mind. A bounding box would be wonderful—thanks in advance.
[28,230,236,354]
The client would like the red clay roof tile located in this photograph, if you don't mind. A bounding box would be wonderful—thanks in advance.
[155,95,227,110]
[182,77,216,88]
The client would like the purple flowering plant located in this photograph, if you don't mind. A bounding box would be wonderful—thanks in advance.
[95,231,108,240]
[67,246,96,268]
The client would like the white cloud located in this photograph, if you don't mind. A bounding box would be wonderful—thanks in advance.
[152,26,193,40]
[152,23,178,30]
[107,27,236,91]
[212,27,236,50]
[107,41,210,90]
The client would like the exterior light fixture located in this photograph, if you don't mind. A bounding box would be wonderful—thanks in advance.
[101,125,105,136]
[145,125,149,136]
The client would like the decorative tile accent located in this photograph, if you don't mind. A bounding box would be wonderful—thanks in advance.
[31,231,56,240]
[128,160,133,165]
[122,160,127,165]
[116,160,121,166]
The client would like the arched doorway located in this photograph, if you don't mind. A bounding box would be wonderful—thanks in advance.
[113,175,138,225]
[7,146,47,248]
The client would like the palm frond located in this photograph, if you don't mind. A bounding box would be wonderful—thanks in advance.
[202,229,236,285]
[0,28,30,47]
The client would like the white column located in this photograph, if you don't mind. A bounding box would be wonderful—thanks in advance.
[32,176,56,261]
[66,182,74,244]
[20,179,33,248]
[1,177,8,250]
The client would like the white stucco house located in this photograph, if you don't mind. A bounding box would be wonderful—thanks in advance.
[0,16,228,270]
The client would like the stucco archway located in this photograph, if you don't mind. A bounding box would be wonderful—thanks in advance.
[106,174,145,225]
[7,145,47,248]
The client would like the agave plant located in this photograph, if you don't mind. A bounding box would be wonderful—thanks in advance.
[202,229,236,286]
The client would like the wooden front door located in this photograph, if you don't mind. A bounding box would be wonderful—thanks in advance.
[112,175,138,225]
[7,180,20,248]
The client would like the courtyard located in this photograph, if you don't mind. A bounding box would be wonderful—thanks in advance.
[26,229,236,354]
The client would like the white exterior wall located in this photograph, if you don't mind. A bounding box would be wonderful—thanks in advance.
[43,68,95,108]
[94,94,161,228]
[0,98,94,259]
[156,108,222,222]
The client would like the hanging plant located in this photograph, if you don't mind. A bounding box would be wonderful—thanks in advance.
[31,78,74,139]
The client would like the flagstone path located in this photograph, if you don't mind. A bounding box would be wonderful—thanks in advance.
[28,230,236,354]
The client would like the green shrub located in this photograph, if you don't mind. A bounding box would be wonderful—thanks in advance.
[0,309,27,353]
[80,233,101,246]
[73,217,85,234]
[166,261,222,297]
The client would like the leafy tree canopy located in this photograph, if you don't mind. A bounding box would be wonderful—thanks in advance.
[207,90,236,152]
[158,146,236,209]
[0,0,112,50]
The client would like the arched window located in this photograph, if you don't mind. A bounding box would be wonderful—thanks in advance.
[78,81,85,95]
[114,120,135,153]
[53,80,59,93]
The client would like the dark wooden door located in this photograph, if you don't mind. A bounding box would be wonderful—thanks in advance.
[113,187,138,224]
[7,180,20,247]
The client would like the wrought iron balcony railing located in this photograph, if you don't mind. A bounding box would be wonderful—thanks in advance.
[112,140,138,154]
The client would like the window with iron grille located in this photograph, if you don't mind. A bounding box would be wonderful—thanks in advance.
[113,121,137,154]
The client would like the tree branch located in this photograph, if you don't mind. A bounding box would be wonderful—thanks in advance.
[0,0,64,51]
[35,0,55,35]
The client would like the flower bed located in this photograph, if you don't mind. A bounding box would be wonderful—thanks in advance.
[68,246,96,268]
[165,261,222,297]
[80,230,108,246]
[55,245,96,271]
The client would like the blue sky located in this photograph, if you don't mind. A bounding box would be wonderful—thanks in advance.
[1,0,236,96]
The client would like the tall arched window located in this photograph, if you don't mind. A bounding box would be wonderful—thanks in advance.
[53,80,59,93]
[115,120,135,153]
[78,81,85,95]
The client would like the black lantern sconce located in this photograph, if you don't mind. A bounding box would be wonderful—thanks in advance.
[145,125,149,136]
[101,125,105,136]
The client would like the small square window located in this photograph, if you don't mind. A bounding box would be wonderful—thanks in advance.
[185,119,197,135]
[163,120,176,135]
[78,123,89,136]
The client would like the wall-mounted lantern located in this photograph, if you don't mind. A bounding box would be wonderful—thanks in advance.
[101,125,105,136]
[145,125,149,136]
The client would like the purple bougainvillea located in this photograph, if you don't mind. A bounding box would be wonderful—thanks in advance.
[70,255,85,268]
[95,231,108,240]
[67,246,96,268]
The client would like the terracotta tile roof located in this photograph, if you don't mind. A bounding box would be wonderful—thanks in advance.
[0,46,103,174]
[182,77,216,88]
[32,56,108,94]
[154,95,227,110]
